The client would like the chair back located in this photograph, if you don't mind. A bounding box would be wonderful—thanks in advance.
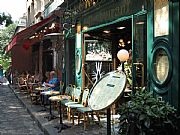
[81,88,89,107]
[18,77,26,85]
[64,84,73,95]
[59,81,64,94]
[73,86,82,103]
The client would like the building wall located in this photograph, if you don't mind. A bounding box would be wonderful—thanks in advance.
[11,45,32,74]
[26,0,52,26]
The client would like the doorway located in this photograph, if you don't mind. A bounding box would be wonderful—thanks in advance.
[132,14,147,90]
[83,13,147,91]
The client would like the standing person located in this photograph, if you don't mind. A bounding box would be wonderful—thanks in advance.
[0,64,3,76]
[44,71,59,91]
[0,64,3,84]
[6,65,12,84]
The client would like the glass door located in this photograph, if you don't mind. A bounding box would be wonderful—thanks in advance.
[132,13,147,91]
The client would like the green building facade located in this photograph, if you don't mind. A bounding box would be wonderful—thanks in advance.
[62,0,179,112]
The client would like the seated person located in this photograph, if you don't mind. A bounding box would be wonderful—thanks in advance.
[41,71,59,105]
[42,71,50,83]
[43,71,59,91]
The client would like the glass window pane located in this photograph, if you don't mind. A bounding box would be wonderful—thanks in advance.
[154,0,169,37]
[153,49,169,83]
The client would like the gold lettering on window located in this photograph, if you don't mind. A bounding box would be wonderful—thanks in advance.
[154,0,169,37]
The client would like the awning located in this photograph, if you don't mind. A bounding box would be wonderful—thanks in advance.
[5,13,59,53]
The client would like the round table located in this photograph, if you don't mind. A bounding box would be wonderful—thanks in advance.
[35,86,50,91]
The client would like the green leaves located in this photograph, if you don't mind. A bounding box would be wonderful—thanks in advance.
[117,88,179,135]
[0,23,16,71]
[0,12,13,27]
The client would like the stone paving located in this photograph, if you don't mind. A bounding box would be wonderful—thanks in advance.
[1,83,120,135]
[0,85,44,135]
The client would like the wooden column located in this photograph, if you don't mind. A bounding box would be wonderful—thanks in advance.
[39,41,43,82]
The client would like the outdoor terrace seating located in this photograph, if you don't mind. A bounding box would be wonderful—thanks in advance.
[67,88,90,126]
[60,86,82,121]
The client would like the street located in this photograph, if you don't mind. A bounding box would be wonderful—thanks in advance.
[0,84,44,135]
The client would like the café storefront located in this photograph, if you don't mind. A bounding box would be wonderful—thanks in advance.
[74,0,147,91]
[71,0,179,112]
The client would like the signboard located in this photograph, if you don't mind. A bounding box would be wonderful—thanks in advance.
[88,70,126,111]
[81,0,145,27]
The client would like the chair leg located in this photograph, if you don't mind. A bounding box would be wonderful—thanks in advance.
[67,107,71,121]
[87,112,90,125]
[96,112,100,124]
[78,112,81,125]
[71,109,74,125]
[83,113,87,130]
[91,112,94,121]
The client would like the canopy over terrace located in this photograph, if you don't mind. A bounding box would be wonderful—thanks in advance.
[5,12,62,53]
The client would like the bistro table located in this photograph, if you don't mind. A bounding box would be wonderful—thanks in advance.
[35,86,51,111]
[35,86,51,91]
[49,95,71,132]
[42,91,61,121]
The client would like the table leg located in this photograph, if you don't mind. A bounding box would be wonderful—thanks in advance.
[38,94,47,112]
[44,97,57,121]
[107,108,111,135]
[54,100,70,132]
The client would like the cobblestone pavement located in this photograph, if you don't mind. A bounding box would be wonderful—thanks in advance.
[2,83,119,135]
[0,85,44,135]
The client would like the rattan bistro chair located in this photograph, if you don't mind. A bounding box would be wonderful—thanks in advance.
[67,88,89,125]
[17,76,27,91]
[61,86,82,121]
[76,91,101,130]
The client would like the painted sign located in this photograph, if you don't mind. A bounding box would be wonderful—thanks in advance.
[81,0,145,26]
[154,0,169,37]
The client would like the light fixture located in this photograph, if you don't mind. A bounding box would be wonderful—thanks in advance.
[136,21,145,25]
[50,23,56,29]
[127,41,131,44]
[117,27,125,30]
[119,39,125,47]
[117,49,129,62]
[103,30,110,34]
[44,32,64,37]
[82,26,88,31]
[117,49,129,71]
[71,24,76,28]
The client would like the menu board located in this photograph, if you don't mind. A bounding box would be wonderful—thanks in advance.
[88,70,126,111]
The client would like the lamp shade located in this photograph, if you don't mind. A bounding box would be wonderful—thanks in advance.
[117,49,129,62]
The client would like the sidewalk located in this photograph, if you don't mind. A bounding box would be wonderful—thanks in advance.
[9,84,119,135]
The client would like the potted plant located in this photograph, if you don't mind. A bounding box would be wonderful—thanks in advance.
[117,88,180,135]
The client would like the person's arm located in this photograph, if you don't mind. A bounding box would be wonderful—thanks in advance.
[44,82,55,88]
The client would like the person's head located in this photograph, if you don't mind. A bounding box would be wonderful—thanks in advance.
[45,71,50,78]
[49,71,57,79]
